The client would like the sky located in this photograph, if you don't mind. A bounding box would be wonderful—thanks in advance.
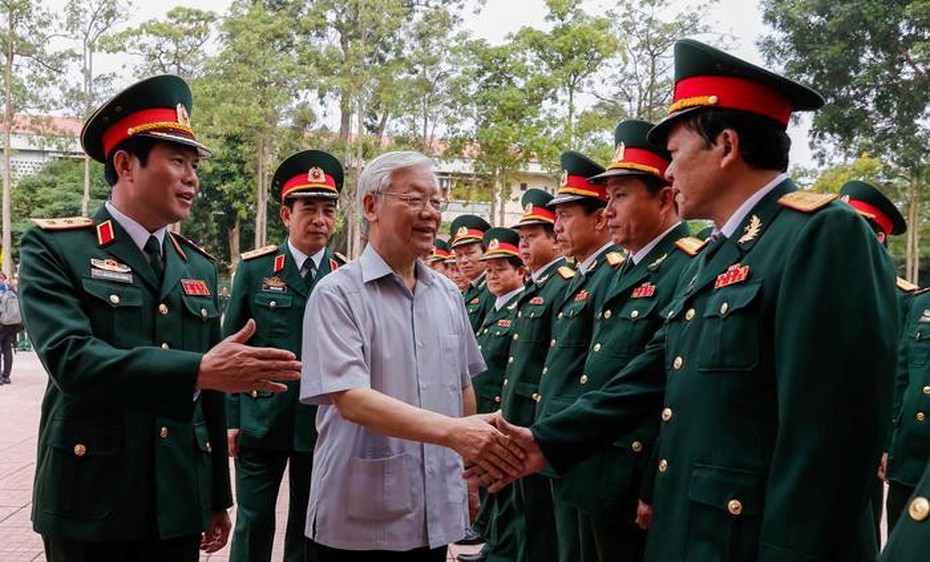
[83,0,815,167]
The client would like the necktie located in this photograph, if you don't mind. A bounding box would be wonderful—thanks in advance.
[301,260,317,289]
[144,235,163,283]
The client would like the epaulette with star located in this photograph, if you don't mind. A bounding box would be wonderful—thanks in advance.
[675,236,709,256]
[557,265,576,279]
[605,251,626,268]
[171,232,216,261]
[915,287,930,296]
[241,245,278,261]
[31,217,94,231]
[897,277,919,293]
[778,191,836,213]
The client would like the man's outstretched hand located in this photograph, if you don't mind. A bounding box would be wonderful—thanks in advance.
[447,413,526,480]
[197,319,302,393]
[463,412,546,492]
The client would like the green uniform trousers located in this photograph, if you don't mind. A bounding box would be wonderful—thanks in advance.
[43,534,200,562]
[229,447,312,562]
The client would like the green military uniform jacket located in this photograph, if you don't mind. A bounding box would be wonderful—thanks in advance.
[531,180,897,562]
[557,222,694,516]
[464,272,495,333]
[881,458,930,561]
[535,243,622,422]
[499,258,574,426]
[225,243,341,452]
[20,207,232,541]
[888,289,930,488]
[473,292,521,414]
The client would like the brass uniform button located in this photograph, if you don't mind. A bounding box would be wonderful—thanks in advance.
[508,356,514,364]
[673,356,683,370]
[513,334,519,341]
[550,339,556,347]
[518,311,523,318]
[542,367,548,375]
[200,308,208,318]
[109,294,120,305]
[727,499,743,516]
[558,312,564,320]
[661,407,673,422]
[532,392,541,402]
[593,343,602,352]
[658,459,668,472]
[494,396,501,403]
[631,441,643,453]
[923,385,930,395]
[720,302,729,315]
[269,300,277,309]
[580,374,588,384]
[483,328,488,334]
[73,443,87,457]
[503,378,508,386]
[250,390,258,399]
[205,441,212,453]
[631,310,639,319]
[604,310,612,320]
[918,412,927,422]
[159,426,169,439]
[161,343,170,350]
[158,303,169,315]
[909,496,930,521]
[685,308,696,321]
[477,345,482,352]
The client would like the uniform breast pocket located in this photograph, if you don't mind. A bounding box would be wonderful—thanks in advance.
[698,281,763,372]
[685,464,765,562]
[254,293,294,339]
[556,299,593,347]
[181,296,219,350]
[81,278,144,347]
[906,329,930,367]
[609,300,659,358]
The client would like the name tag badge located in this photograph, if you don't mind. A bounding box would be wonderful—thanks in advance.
[91,268,133,284]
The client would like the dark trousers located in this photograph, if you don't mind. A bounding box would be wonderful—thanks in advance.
[887,481,915,534]
[578,510,645,562]
[305,540,447,562]
[230,447,312,562]
[516,473,558,562]
[550,479,595,562]
[43,535,200,562]
[0,323,17,380]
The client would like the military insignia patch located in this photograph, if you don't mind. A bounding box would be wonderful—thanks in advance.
[497,319,512,328]
[737,215,762,244]
[920,310,930,323]
[632,282,656,298]
[613,142,626,163]
[898,277,919,292]
[606,251,626,267]
[469,297,480,304]
[715,264,750,289]
[308,167,325,183]
[488,238,500,250]
[456,226,469,238]
[176,103,191,127]
[90,267,132,284]
[574,289,588,302]
[181,278,211,296]
[273,254,286,273]
[261,277,287,293]
[557,266,576,279]
[530,296,545,305]
[32,216,94,231]
[559,170,568,186]
[90,258,131,273]
[647,253,668,271]
[675,236,709,256]
[778,191,836,213]
[96,220,115,246]
[329,258,339,271]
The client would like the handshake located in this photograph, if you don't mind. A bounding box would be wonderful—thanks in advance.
[450,412,548,492]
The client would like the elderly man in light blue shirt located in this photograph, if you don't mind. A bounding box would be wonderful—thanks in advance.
[300,151,525,562]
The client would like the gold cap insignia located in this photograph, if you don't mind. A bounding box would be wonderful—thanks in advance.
[488,238,500,250]
[308,167,325,182]
[176,103,191,127]
[840,194,850,203]
[613,142,626,163]
[524,203,533,215]
[559,170,568,187]
[456,226,469,237]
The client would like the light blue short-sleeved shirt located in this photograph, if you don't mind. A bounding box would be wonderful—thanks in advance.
[300,244,486,551]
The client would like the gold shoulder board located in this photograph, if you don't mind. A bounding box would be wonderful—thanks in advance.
[31,217,94,230]
[778,191,837,213]
[675,236,709,256]
[898,277,919,293]
[557,266,576,279]
[333,251,349,264]
[605,251,626,267]
[240,245,279,261]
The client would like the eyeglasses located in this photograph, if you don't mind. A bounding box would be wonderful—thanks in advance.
[376,191,445,212]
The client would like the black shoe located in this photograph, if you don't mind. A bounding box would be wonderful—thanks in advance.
[454,526,485,546]
[0,378,8,385]
[456,547,488,562]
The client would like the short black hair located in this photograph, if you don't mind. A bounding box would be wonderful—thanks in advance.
[682,109,791,172]
[104,136,158,186]
[504,256,524,269]
[576,198,607,215]
[283,196,338,212]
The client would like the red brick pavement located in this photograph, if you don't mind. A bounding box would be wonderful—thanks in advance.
[0,352,479,561]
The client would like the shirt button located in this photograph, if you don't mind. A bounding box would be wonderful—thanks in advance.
[593,343,602,352]
[159,427,169,439]
[161,343,170,350]
[73,443,87,457]
[661,407,673,422]
[727,499,743,516]
[109,294,120,305]
[909,496,930,521]
[631,310,639,319]
[158,303,169,315]
[604,310,612,320]
[720,302,729,315]
[658,459,668,472]
[631,441,643,453]
[685,308,695,321]
[673,356,683,370]
[579,374,588,384]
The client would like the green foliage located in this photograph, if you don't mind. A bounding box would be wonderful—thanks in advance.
[13,156,108,228]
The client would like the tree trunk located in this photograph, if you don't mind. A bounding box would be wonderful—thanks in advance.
[2,15,14,278]
[350,99,365,258]
[906,172,921,283]
[81,45,93,217]
[228,214,241,271]
[254,137,267,249]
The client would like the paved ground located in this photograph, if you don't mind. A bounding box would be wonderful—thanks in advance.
[0,351,480,561]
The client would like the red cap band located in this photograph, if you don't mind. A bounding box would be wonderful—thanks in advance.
[485,241,520,258]
[101,107,196,158]
[847,199,893,236]
[452,228,486,246]
[558,174,608,201]
[280,171,338,201]
[670,75,793,127]
[521,204,556,224]
[608,147,669,179]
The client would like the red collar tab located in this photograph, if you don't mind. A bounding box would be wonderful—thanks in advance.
[847,199,893,236]
[558,174,608,201]
[669,75,793,127]
[329,258,339,271]
[608,145,669,179]
[273,254,286,273]
[169,232,187,261]
[102,106,196,158]
[96,220,115,247]
[281,168,339,201]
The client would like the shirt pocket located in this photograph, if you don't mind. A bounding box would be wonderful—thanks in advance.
[345,453,415,521]
[81,278,144,347]
[606,300,660,360]
[253,293,294,339]
[698,281,763,372]
[181,295,219,350]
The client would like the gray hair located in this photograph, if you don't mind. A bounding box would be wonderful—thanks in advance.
[357,151,435,233]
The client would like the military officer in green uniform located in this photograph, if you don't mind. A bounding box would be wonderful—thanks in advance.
[19,75,301,562]
[552,120,697,562]
[881,458,930,560]
[497,189,574,562]
[226,150,346,562]
[425,238,453,278]
[467,227,526,562]
[534,151,622,562]
[451,215,495,332]
[483,40,897,562]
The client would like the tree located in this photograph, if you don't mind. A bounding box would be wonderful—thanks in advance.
[761,0,930,281]
[64,0,128,218]
[0,0,68,277]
